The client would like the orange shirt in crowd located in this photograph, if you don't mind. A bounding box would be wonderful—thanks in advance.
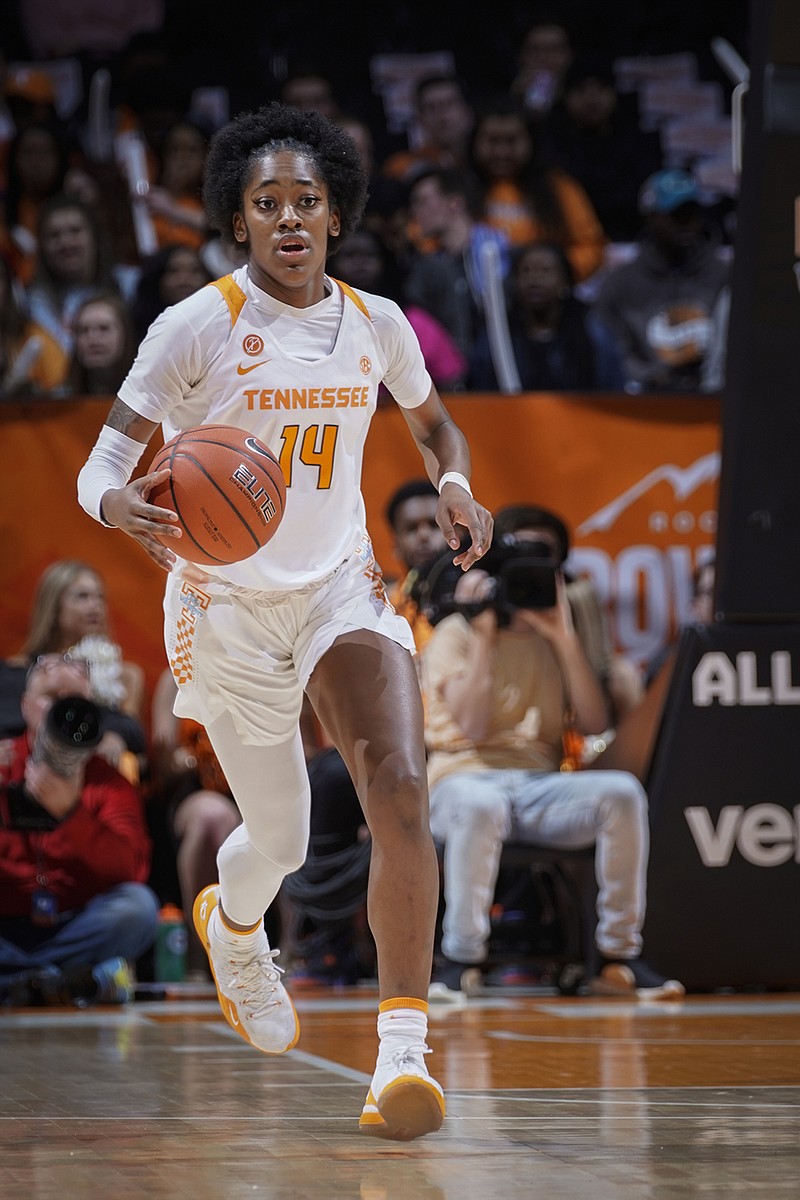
[150,196,207,252]
[482,170,606,281]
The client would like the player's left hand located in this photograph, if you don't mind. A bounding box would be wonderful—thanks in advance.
[437,484,493,571]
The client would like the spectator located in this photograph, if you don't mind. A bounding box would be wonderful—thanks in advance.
[0,118,76,285]
[382,75,475,185]
[0,560,146,781]
[468,95,606,281]
[65,291,137,396]
[540,54,664,243]
[280,68,341,120]
[383,479,448,651]
[331,224,468,392]
[148,668,241,979]
[492,504,644,732]
[0,655,159,1007]
[0,249,67,395]
[378,76,477,261]
[421,502,680,1001]
[61,159,141,271]
[404,167,511,365]
[144,118,211,252]
[509,11,574,121]
[592,169,731,392]
[469,242,625,391]
[131,243,212,343]
[24,194,137,357]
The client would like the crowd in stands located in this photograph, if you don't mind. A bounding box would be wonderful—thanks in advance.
[0,3,744,400]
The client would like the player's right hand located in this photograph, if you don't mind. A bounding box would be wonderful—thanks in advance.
[100,467,182,572]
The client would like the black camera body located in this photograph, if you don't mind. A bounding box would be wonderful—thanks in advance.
[2,694,102,832]
[417,533,559,627]
[490,535,559,614]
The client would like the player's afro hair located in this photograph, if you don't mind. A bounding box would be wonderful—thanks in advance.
[202,102,369,253]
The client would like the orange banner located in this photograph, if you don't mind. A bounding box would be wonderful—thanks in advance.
[0,398,167,704]
[0,394,720,712]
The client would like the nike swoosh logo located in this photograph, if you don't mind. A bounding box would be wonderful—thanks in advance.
[237,360,270,375]
[222,998,240,1026]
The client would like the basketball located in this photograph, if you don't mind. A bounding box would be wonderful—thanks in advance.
[148,425,286,566]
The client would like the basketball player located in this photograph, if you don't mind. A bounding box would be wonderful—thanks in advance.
[77,102,493,1141]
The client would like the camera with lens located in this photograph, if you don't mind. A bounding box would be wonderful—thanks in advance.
[2,695,103,832]
[417,533,560,627]
[488,533,559,615]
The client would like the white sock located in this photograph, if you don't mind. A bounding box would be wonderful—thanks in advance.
[209,905,267,957]
[377,1000,429,1059]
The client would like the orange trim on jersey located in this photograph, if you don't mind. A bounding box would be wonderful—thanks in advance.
[379,997,429,1014]
[332,278,372,321]
[209,275,248,326]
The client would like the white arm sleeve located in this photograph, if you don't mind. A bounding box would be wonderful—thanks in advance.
[77,425,150,525]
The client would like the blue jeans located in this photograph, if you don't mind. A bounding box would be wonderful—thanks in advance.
[429,769,649,964]
[0,882,160,981]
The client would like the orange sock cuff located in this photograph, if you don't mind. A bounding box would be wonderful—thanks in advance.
[219,909,262,936]
[379,996,429,1015]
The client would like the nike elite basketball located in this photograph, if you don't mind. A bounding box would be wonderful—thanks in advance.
[149,425,286,566]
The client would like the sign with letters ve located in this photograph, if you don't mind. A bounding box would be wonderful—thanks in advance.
[643,623,800,989]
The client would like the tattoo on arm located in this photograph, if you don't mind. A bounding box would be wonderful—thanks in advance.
[106,399,140,433]
[106,398,158,443]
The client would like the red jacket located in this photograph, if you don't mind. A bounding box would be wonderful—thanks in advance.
[0,734,152,916]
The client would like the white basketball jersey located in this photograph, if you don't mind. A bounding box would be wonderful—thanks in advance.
[119,267,431,591]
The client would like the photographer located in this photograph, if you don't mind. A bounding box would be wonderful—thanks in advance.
[421,505,684,1001]
[0,656,158,1007]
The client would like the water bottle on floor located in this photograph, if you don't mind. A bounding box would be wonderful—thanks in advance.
[154,904,188,982]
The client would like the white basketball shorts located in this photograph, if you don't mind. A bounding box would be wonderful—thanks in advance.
[163,534,416,745]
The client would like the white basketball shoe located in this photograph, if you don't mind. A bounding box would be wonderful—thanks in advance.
[193,885,300,1054]
[359,1040,445,1141]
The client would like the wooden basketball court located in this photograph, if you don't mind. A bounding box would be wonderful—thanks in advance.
[2,983,798,1198]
